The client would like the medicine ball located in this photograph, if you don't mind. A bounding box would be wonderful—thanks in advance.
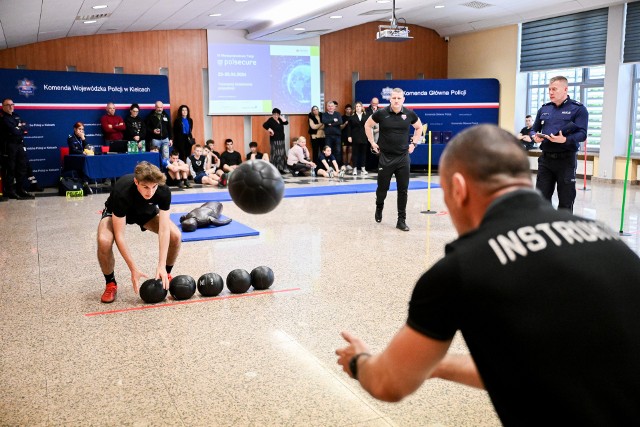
[226,269,252,294]
[250,266,274,290]
[197,272,224,297]
[139,279,167,304]
[228,160,285,214]
[169,275,196,300]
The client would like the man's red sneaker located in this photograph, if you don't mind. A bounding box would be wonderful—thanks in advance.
[101,282,117,303]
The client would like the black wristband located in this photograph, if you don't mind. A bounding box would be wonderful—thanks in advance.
[349,352,371,380]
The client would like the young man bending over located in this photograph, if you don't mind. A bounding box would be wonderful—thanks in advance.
[96,161,181,303]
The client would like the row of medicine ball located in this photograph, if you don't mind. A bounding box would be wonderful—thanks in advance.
[140,266,274,304]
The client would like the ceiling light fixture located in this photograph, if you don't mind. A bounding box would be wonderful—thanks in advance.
[294,27,305,31]
[435,5,445,8]
[377,0,391,3]
[209,13,222,17]
[330,15,342,19]
[92,5,107,9]
[83,20,97,24]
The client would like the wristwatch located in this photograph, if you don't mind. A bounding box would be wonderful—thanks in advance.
[349,352,371,380]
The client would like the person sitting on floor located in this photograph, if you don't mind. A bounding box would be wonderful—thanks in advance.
[165,150,191,189]
[188,145,220,186]
[246,141,270,162]
[316,145,346,178]
[287,136,316,177]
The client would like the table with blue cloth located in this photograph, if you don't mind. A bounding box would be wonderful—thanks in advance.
[63,152,162,180]
[410,143,447,168]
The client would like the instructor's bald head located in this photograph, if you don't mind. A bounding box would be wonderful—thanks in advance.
[440,125,533,234]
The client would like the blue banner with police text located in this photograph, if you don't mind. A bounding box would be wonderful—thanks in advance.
[0,69,169,186]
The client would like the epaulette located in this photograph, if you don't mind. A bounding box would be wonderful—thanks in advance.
[543,101,555,106]
[569,99,583,106]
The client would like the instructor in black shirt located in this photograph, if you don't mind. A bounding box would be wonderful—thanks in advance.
[365,88,422,231]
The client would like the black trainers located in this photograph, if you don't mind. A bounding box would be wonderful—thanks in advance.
[17,190,35,200]
[178,180,184,189]
[396,220,410,232]
[375,207,383,223]
[184,179,192,188]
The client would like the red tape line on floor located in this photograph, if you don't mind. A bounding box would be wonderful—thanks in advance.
[85,287,301,317]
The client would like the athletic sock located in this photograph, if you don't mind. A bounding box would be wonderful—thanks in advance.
[104,272,116,285]
[166,265,173,274]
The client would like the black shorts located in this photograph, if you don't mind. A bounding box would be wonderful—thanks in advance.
[101,207,159,231]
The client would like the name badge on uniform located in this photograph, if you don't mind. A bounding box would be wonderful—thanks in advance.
[333,118,337,122]
[401,114,407,120]
[163,117,168,121]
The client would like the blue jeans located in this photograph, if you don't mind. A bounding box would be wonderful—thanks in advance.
[151,138,170,159]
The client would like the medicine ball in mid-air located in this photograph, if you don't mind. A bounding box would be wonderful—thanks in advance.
[226,269,252,294]
[197,272,224,297]
[250,266,274,290]
[169,275,196,300]
[228,160,285,214]
[140,279,167,304]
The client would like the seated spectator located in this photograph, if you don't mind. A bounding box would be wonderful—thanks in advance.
[316,145,346,178]
[165,150,191,189]
[246,141,270,162]
[123,103,146,151]
[67,122,92,155]
[100,102,126,143]
[217,138,242,187]
[287,136,316,176]
[188,145,220,186]
[203,145,220,174]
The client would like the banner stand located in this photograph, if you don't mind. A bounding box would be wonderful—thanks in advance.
[619,134,633,236]
[578,140,591,192]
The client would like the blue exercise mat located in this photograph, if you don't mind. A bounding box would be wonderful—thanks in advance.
[170,180,439,205]
[170,213,259,242]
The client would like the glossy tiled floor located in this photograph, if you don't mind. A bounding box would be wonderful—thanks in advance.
[1,172,639,426]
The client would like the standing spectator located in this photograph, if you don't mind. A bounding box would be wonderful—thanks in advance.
[341,104,353,167]
[348,101,369,176]
[286,136,316,176]
[145,101,173,160]
[517,114,535,150]
[307,105,325,163]
[532,76,588,212]
[336,124,640,426]
[123,103,146,152]
[321,101,343,166]
[263,108,289,174]
[100,102,126,143]
[172,104,194,162]
[1,98,34,199]
[246,141,270,162]
[365,97,381,172]
[365,88,422,232]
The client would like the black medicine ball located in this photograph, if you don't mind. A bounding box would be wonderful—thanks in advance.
[250,266,274,290]
[140,279,167,304]
[197,272,224,297]
[169,275,196,300]
[228,160,285,214]
[226,269,251,294]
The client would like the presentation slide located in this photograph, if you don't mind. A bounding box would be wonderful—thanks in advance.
[208,43,320,115]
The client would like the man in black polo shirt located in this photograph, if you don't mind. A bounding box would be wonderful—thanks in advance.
[97,161,181,303]
[336,124,640,426]
[365,88,422,231]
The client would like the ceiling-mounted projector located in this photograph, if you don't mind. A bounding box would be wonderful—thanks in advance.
[376,24,412,42]
[376,0,412,42]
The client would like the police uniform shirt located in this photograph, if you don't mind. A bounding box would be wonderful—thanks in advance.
[371,106,419,156]
[531,96,588,153]
[105,174,171,224]
[407,190,640,426]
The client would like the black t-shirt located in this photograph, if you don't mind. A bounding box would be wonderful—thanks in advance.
[519,126,534,149]
[105,174,171,223]
[407,190,640,426]
[246,152,264,161]
[317,152,336,170]
[371,106,419,156]
[189,155,206,174]
[220,151,242,169]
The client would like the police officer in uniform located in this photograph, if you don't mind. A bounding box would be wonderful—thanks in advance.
[531,76,588,212]
[336,125,640,426]
[365,88,422,231]
[1,98,34,200]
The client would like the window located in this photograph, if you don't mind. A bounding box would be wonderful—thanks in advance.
[526,66,604,150]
